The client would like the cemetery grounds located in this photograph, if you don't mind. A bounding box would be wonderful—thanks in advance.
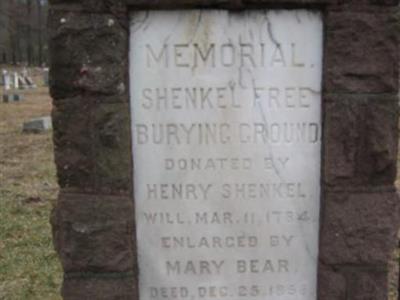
[0,67,62,300]
[0,67,398,299]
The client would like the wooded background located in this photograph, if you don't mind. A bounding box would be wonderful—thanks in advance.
[0,0,48,66]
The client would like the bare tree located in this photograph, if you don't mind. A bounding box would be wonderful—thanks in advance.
[0,0,48,65]
[36,0,43,65]
[26,0,33,65]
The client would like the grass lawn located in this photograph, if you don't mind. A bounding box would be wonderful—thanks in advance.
[0,74,62,299]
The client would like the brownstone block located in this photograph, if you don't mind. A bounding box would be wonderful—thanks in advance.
[126,0,230,8]
[324,9,399,93]
[93,104,132,194]
[324,95,399,187]
[52,97,131,194]
[346,267,388,300]
[48,9,128,99]
[341,0,399,6]
[243,0,334,5]
[50,0,400,6]
[319,192,400,265]
[49,0,128,14]
[62,277,137,300]
[52,98,94,191]
[317,264,346,300]
[52,193,135,273]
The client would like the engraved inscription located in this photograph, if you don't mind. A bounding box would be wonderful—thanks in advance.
[145,42,307,69]
[130,10,323,300]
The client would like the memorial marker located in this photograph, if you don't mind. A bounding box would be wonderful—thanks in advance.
[2,70,10,91]
[49,2,400,299]
[23,116,52,133]
[13,72,19,90]
[130,10,323,300]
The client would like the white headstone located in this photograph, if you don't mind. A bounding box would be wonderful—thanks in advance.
[2,70,10,91]
[13,72,19,90]
[23,116,52,133]
[25,76,36,88]
[43,68,49,86]
[130,10,323,300]
[21,68,28,77]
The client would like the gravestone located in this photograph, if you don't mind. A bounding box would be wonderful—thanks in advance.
[1,70,23,101]
[49,1,400,300]
[2,70,10,91]
[43,68,49,86]
[23,116,52,133]
[2,70,11,103]
[15,69,37,89]
[131,10,322,299]
[12,94,22,102]
[13,72,19,90]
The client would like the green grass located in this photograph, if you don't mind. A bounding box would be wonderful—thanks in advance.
[0,196,61,299]
[0,82,62,299]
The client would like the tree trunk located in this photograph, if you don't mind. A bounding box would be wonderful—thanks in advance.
[36,0,43,65]
[26,0,33,65]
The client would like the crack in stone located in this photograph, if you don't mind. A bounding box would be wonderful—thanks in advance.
[189,11,203,44]
[131,11,149,34]
[250,76,283,182]
[264,13,280,49]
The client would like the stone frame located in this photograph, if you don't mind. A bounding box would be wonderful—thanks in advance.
[48,0,400,299]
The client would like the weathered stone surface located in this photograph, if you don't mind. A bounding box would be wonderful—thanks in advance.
[93,104,131,194]
[52,98,94,191]
[49,0,127,13]
[317,265,390,300]
[131,10,323,300]
[52,98,131,193]
[346,268,388,300]
[332,0,400,7]
[48,9,127,100]
[22,116,52,133]
[325,10,399,93]
[243,0,334,4]
[317,264,346,300]
[127,0,231,7]
[358,0,399,5]
[319,192,400,265]
[62,277,137,300]
[49,0,400,6]
[324,95,399,187]
[53,97,132,194]
[52,193,135,273]
[127,0,400,7]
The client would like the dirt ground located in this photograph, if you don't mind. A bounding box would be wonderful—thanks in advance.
[0,68,399,299]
